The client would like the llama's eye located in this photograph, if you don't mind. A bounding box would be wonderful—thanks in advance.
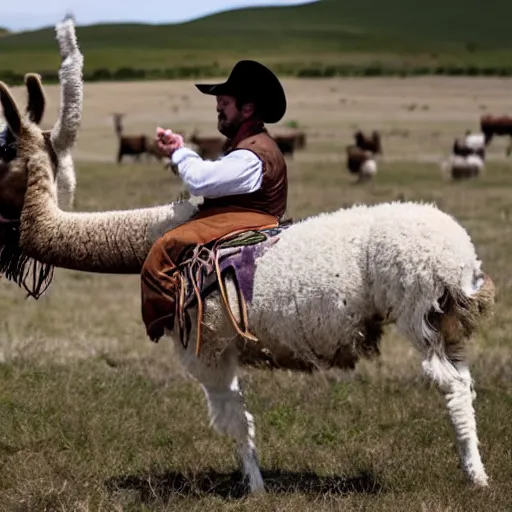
[0,128,17,162]
[0,143,16,163]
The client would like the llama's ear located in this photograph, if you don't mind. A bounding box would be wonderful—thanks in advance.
[0,81,22,135]
[25,73,46,124]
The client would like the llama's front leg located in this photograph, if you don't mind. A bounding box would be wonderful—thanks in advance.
[422,356,488,487]
[202,376,265,493]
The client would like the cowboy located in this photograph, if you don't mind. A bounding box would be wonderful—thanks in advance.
[141,60,288,342]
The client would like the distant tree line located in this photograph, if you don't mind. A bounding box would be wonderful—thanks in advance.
[1,62,512,85]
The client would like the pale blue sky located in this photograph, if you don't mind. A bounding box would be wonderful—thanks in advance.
[2,0,314,32]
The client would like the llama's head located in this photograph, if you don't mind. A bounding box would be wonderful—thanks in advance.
[0,74,57,222]
[0,77,61,298]
[0,17,83,298]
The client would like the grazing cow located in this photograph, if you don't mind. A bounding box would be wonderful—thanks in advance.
[273,129,307,158]
[452,132,485,160]
[294,130,307,149]
[188,128,305,160]
[445,131,485,180]
[480,115,512,155]
[354,130,382,155]
[274,134,296,157]
[189,131,225,160]
[346,145,377,182]
[444,154,484,180]
[113,113,148,164]
[146,138,172,163]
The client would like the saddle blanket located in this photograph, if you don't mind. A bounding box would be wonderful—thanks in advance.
[175,222,292,352]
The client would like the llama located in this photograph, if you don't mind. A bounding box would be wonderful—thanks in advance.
[346,145,377,182]
[112,113,148,163]
[0,69,495,494]
[0,17,82,297]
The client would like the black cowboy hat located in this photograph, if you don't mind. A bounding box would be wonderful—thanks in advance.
[195,60,286,124]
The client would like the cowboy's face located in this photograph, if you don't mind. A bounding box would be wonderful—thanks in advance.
[216,95,254,137]
[216,95,242,136]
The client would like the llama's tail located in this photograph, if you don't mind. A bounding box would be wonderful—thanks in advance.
[422,351,462,390]
[422,272,495,385]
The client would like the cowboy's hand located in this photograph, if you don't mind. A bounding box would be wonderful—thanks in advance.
[156,127,184,156]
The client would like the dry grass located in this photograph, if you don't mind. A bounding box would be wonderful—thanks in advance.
[1,77,512,511]
[6,75,512,164]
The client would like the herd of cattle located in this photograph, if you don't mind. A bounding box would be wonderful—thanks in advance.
[112,113,512,182]
[112,113,307,163]
[444,115,512,180]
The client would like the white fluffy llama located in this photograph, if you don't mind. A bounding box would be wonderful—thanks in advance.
[0,23,495,492]
[0,18,81,297]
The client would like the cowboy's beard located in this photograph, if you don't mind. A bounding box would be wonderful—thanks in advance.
[217,111,244,138]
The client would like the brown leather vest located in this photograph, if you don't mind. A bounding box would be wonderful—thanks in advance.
[199,131,288,219]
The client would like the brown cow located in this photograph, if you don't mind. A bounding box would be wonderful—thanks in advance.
[189,130,225,160]
[274,134,296,157]
[272,129,307,158]
[480,114,512,155]
[146,138,170,163]
[294,131,307,149]
[188,128,305,160]
[346,145,377,182]
[113,113,148,163]
[354,130,382,155]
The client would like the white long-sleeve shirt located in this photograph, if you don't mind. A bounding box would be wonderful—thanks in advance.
[170,146,263,198]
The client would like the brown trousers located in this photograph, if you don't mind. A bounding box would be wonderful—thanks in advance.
[141,207,278,341]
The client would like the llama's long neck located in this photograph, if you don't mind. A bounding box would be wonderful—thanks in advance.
[19,151,196,273]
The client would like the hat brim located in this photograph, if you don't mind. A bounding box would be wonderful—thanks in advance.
[194,60,286,124]
[195,83,232,96]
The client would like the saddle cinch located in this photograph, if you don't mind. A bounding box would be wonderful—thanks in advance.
[174,218,293,356]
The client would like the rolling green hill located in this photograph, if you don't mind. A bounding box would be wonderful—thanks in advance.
[0,0,511,83]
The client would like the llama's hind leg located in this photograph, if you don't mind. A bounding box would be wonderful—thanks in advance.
[202,375,264,492]
[422,353,488,487]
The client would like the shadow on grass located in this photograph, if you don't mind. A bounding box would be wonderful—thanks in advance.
[106,468,384,500]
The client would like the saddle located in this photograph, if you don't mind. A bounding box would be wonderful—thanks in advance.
[174,219,293,356]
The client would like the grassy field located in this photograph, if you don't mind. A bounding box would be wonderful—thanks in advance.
[1,77,512,510]
[1,0,512,81]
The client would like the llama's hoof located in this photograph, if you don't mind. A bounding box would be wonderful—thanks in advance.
[247,473,265,494]
[471,473,489,488]
[249,483,266,494]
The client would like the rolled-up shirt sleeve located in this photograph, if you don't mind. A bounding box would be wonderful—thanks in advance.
[171,147,263,198]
